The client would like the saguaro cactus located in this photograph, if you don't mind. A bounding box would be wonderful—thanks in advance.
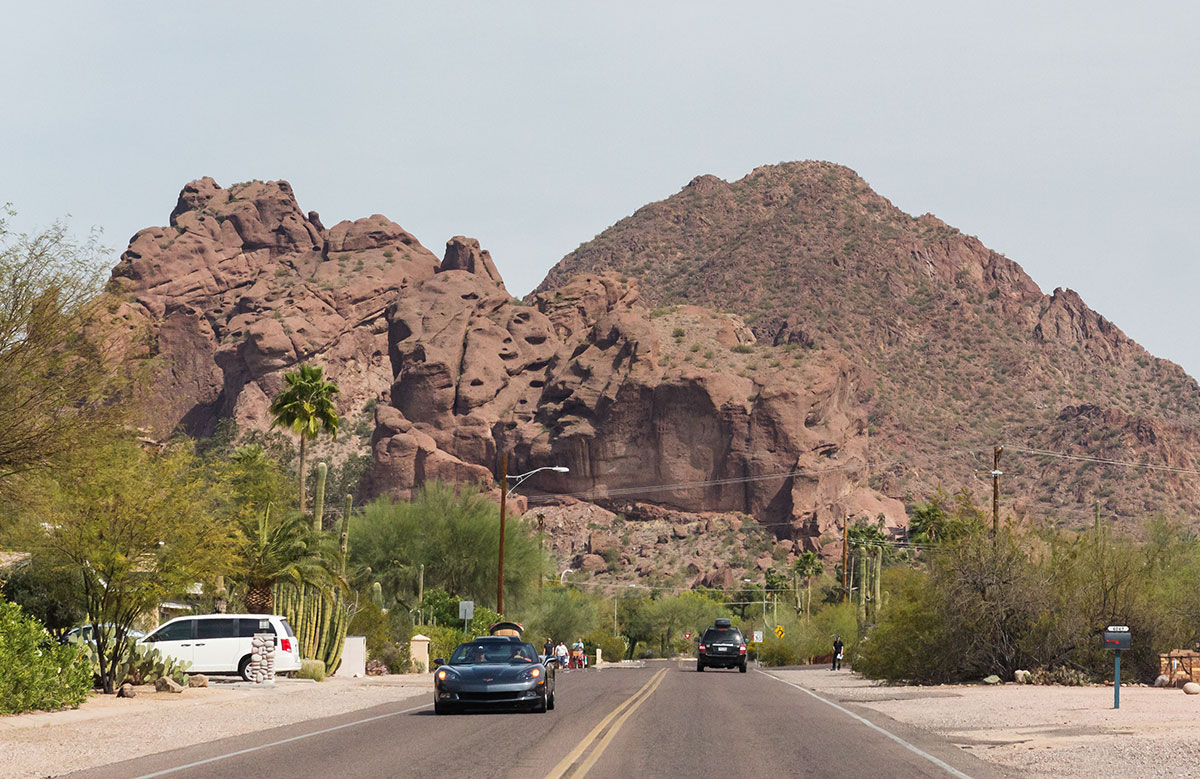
[273,494,353,674]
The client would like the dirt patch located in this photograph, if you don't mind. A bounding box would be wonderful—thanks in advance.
[0,674,432,778]
[773,668,1200,778]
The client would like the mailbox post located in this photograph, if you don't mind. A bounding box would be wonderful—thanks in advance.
[1103,625,1131,709]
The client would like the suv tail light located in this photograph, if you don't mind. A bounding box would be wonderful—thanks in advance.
[698,643,706,652]
[739,644,747,654]
[281,638,293,652]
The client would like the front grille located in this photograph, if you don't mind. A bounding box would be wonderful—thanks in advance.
[459,690,525,702]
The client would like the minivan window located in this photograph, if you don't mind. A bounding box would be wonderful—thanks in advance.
[197,618,238,639]
[239,618,275,638]
[152,620,194,641]
[280,618,296,638]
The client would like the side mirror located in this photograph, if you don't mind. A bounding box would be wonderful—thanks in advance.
[432,658,445,669]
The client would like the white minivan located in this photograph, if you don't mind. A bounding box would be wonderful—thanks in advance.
[141,614,302,680]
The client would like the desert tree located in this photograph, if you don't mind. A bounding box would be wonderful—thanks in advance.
[793,551,824,620]
[268,364,339,512]
[0,208,122,517]
[34,435,234,693]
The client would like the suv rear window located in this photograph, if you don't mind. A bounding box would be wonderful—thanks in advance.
[703,628,743,644]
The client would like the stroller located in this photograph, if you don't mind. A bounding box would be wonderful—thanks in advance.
[569,647,587,669]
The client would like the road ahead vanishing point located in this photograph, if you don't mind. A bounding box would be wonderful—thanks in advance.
[70,663,1009,779]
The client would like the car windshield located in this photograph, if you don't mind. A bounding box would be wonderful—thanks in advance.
[704,628,743,644]
[449,642,537,665]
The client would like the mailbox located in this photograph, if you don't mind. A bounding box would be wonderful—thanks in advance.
[1103,625,1131,651]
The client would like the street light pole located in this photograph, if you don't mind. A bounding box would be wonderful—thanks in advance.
[496,458,569,618]
[498,453,508,615]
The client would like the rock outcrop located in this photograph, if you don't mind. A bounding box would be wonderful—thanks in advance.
[106,178,440,438]
[370,263,904,546]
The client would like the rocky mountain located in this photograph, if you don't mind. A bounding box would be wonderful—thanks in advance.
[539,162,1200,527]
[105,177,906,586]
[106,165,1200,593]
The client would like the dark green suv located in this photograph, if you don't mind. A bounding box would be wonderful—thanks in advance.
[696,619,747,672]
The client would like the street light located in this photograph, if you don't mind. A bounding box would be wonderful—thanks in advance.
[497,455,569,616]
[507,466,569,497]
[744,577,767,666]
[614,583,637,637]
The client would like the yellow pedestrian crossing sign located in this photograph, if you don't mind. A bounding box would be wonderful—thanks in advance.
[775,625,785,639]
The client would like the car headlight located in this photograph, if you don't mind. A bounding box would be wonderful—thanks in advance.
[522,666,542,681]
[436,669,450,682]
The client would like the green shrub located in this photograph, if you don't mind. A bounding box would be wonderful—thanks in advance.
[0,598,91,714]
[298,658,326,682]
[731,344,754,354]
[583,629,627,664]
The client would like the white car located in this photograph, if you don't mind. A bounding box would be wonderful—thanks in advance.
[141,614,302,680]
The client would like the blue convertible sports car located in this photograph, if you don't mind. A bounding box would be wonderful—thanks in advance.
[433,636,556,714]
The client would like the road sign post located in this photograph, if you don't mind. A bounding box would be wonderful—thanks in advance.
[1104,625,1130,709]
[459,600,474,638]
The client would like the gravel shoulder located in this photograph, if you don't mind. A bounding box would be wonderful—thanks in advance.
[0,674,432,779]
[772,668,1200,779]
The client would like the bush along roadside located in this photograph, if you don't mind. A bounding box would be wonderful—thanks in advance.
[0,597,92,714]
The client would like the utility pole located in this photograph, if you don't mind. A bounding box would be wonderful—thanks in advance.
[537,513,545,592]
[992,445,1003,536]
[497,452,508,616]
[841,518,850,603]
[418,563,425,608]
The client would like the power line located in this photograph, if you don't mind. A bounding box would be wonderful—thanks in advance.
[523,448,980,504]
[1007,445,1200,477]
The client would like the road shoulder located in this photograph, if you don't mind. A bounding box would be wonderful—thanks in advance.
[1,675,432,779]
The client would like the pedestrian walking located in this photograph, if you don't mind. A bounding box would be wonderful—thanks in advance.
[543,637,554,659]
[555,641,569,670]
[832,635,844,671]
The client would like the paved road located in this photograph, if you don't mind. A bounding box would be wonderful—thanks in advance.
[71,662,1010,779]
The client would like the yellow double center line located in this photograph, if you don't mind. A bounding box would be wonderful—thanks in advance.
[544,667,668,779]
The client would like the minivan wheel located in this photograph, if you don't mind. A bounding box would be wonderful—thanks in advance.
[696,661,704,672]
[739,662,747,673]
[238,655,254,682]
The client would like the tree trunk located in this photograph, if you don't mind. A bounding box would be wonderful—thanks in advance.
[245,583,274,614]
[806,577,812,621]
[298,436,308,514]
[873,546,882,620]
[857,548,867,624]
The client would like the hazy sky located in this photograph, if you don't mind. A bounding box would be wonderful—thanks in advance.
[4,2,1198,376]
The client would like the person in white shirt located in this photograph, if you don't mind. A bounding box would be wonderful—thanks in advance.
[555,641,569,670]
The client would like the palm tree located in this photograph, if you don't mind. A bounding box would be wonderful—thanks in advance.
[237,504,332,613]
[269,364,339,512]
[793,551,824,621]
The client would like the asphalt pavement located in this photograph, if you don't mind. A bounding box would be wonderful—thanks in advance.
[69,661,1011,779]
